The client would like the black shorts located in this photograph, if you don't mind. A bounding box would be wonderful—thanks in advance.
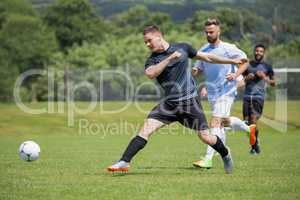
[147,97,208,131]
[243,97,264,119]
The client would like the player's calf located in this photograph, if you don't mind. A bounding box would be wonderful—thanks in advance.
[198,131,233,173]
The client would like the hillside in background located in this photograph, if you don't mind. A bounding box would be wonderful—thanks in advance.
[0,0,299,102]
[29,0,300,22]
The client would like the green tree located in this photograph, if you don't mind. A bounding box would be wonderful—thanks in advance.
[0,0,37,29]
[112,5,173,35]
[43,0,106,50]
[0,14,58,101]
[43,0,107,101]
[268,36,300,68]
[188,7,264,41]
[0,50,18,101]
[0,14,57,72]
[113,5,150,29]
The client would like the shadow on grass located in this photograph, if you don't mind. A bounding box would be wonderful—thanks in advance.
[137,166,194,170]
[101,165,216,177]
[105,171,153,177]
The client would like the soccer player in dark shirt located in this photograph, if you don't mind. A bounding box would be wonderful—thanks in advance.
[107,25,246,174]
[242,44,276,155]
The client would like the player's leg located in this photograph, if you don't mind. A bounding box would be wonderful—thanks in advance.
[178,97,233,173]
[243,97,251,124]
[107,101,176,172]
[243,98,254,154]
[197,130,233,174]
[225,116,250,132]
[249,98,264,154]
[121,118,165,161]
[193,116,222,168]
[218,94,256,137]
[242,97,257,146]
[225,116,256,142]
[107,118,165,172]
[249,114,257,126]
[249,114,258,154]
[193,96,232,169]
[211,95,234,143]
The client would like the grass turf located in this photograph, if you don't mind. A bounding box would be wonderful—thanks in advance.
[0,101,299,200]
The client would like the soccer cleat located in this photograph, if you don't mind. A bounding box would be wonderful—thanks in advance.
[251,139,261,155]
[249,124,257,146]
[254,144,261,154]
[254,138,261,154]
[222,149,233,174]
[249,148,257,155]
[107,161,130,172]
[193,158,213,169]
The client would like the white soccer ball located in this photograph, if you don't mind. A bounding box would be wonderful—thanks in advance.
[19,141,41,162]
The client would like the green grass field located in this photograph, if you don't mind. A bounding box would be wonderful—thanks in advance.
[0,101,300,200]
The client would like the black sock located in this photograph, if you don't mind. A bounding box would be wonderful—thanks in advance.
[120,135,147,162]
[210,136,228,158]
[255,129,259,141]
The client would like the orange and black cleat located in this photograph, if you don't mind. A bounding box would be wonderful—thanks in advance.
[249,124,257,145]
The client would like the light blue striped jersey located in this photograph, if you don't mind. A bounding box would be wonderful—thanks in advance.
[194,41,247,102]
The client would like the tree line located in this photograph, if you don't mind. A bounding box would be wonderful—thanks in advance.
[0,0,299,101]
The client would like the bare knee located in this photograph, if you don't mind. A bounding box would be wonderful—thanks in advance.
[138,118,165,140]
[249,115,257,124]
[197,130,216,145]
[210,117,222,128]
[138,127,153,141]
[221,117,231,127]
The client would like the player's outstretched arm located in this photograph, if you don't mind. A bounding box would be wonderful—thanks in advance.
[236,62,248,76]
[145,51,181,79]
[195,51,247,64]
[227,61,249,81]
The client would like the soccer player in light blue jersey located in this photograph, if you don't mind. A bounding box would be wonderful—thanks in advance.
[192,18,257,169]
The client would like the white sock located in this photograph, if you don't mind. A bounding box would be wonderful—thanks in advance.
[230,116,250,132]
[220,127,226,144]
[205,146,215,160]
[204,127,225,160]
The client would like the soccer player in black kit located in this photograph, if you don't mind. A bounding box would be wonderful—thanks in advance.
[242,44,276,155]
[107,25,247,174]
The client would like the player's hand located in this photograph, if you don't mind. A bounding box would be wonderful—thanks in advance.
[232,58,248,65]
[200,87,208,97]
[226,73,237,81]
[256,71,266,78]
[169,51,182,61]
[239,58,248,64]
[267,79,276,87]
[245,73,255,81]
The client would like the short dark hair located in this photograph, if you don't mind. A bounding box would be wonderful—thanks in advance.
[254,44,266,50]
[143,25,162,35]
[204,18,220,26]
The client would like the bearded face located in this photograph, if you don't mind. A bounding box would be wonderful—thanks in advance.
[204,25,220,44]
[254,47,265,62]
